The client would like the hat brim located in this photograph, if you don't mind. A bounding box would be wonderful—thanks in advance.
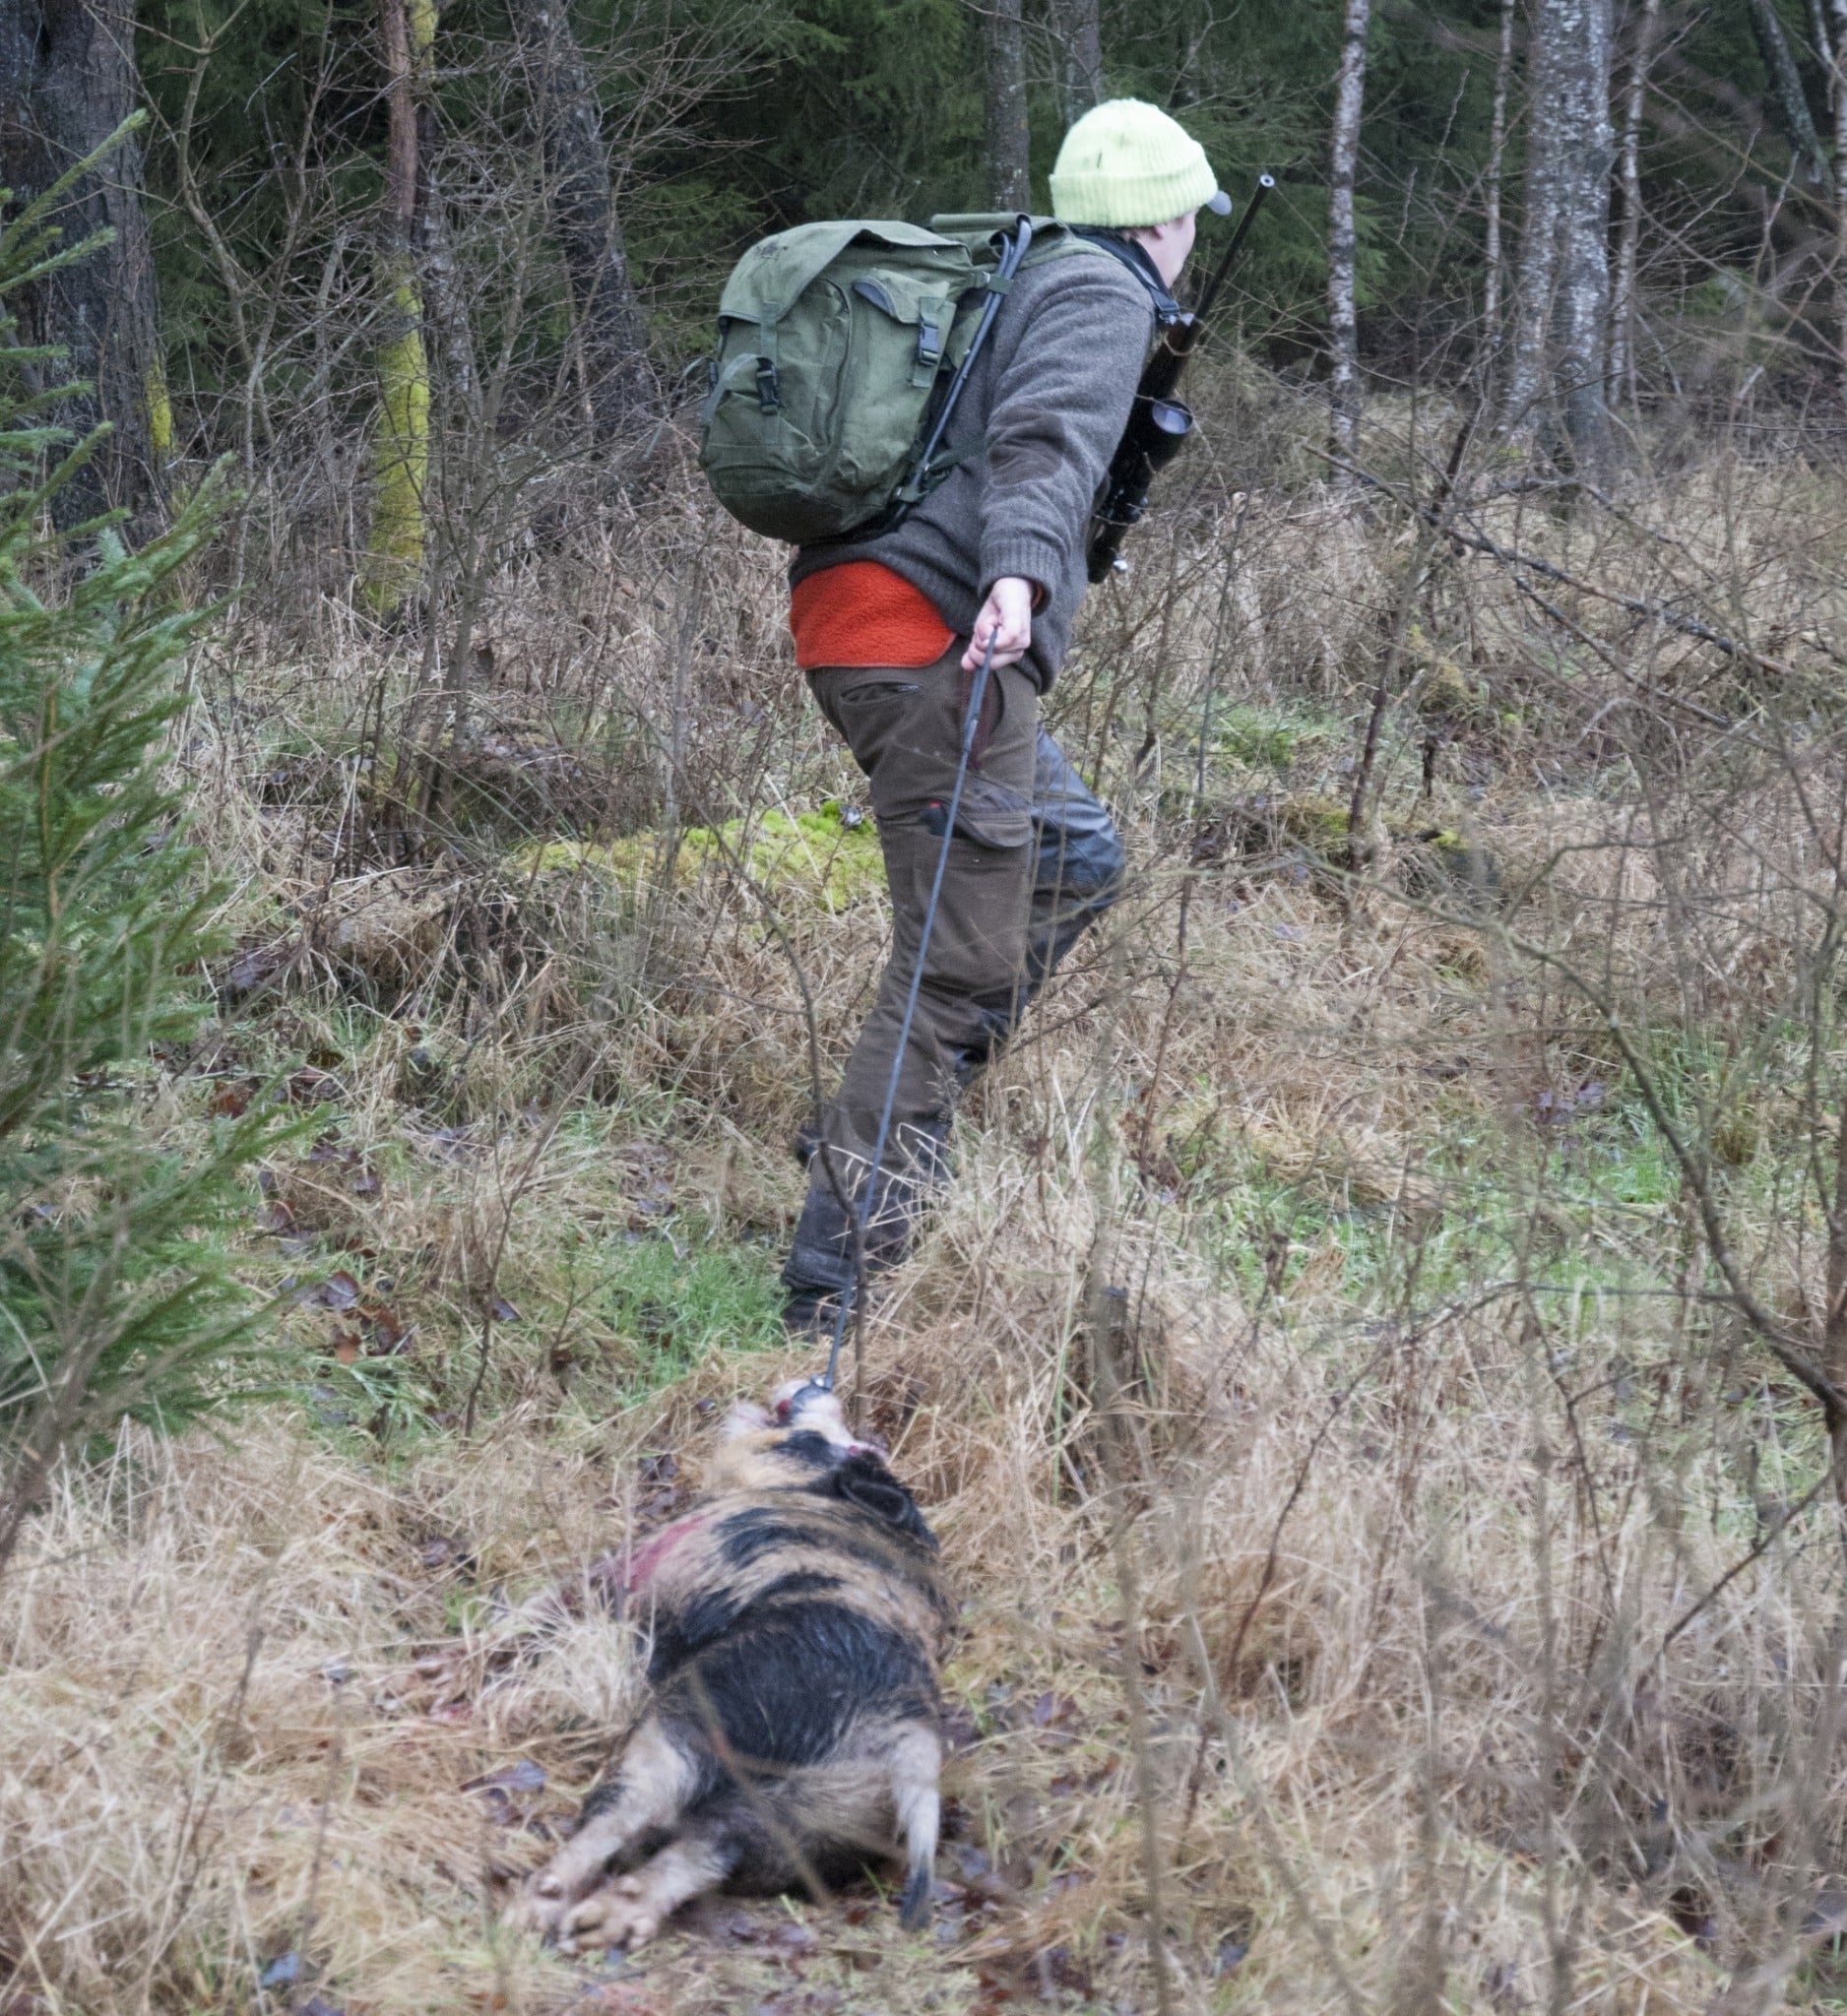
[1205,188,1233,217]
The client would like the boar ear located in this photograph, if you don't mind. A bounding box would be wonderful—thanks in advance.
[821,1451,937,1549]
[722,1401,772,1439]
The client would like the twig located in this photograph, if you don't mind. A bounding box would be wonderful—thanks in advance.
[1314,445,1813,683]
[1084,1268,1177,2016]
[1508,574,1757,739]
[1178,1331,1398,1840]
[1659,1475,1827,1652]
[463,1054,599,1435]
[1480,917,1844,1426]
[1342,409,1478,876]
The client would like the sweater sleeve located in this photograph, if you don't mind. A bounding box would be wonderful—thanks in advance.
[977,261,1152,596]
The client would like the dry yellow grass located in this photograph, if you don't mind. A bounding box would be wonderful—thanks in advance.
[7,444,1847,2014]
[0,1268,1758,2015]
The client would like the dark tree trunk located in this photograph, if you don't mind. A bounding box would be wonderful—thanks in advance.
[1055,0,1103,125]
[979,0,1030,211]
[1745,0,1828,183]
[510,0,651,435]
[1504,0,1616,477]
[0,0,163,533]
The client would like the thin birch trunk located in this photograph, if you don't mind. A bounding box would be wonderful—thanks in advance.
[1609,0,1661,406]
[1506,0,1569,429]
[1482,0,1517,366]
[1556,0,1616,473]
[417,75,475,410]
[979,0,1030,211]
[1833,0,1847,404]
[1327,0,1371,475]
[1505,0,1616,476]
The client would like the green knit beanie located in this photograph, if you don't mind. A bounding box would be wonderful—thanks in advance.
[1050,99,1227,228]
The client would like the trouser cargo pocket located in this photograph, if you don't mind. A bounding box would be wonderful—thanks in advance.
[925,771,1033,850]
[809,650,1039,831]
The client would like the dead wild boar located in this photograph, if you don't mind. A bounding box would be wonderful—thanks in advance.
[512,1379,950,1953]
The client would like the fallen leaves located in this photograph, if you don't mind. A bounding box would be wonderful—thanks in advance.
[615,1139,675,1230]
[301,1269,415,1364]
[286,1065,346,1106]
[862,1365,925,1448]
[261,1134,386,1256]
[462,1758,547,1827]
[636,1451,685,1523]
[573,1985,675,2015]
[981,1942,1096,2004]
[207,1075,260,1117]
[220,936,293,1000]
[417,1533,473,1574]
[303,1136,383,1196]
[316,1270,359,1312]
[1029,1690,1079,1735]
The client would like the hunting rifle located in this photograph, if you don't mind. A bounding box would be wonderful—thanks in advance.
[1086,172,1275,583]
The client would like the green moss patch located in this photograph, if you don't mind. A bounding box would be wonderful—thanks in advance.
[518,802,884,914]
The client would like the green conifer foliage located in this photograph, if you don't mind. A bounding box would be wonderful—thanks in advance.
[0,141,288,1573]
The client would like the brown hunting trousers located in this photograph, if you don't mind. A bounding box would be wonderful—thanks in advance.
[782,646,1123,1311]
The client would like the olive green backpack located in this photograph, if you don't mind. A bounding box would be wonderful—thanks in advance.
[697,214,1105,546]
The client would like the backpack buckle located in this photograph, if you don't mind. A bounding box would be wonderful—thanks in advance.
[755,358,781,411]
[909,314,944,390]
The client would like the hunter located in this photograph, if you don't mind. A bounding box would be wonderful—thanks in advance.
[782,99,1230,1335]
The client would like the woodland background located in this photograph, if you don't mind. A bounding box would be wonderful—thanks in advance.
[14,0,1847,558]
[10,2,1847,2014]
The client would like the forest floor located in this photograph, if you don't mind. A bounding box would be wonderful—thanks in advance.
[4,452,1844,2015]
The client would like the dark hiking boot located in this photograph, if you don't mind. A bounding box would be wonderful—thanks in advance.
[780,1122,951,1315]
[782,1286,845,1340]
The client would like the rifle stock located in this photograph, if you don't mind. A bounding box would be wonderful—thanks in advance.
[1086,174,1274,584]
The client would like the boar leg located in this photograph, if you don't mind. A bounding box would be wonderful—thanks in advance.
[890,1725,941,1930]
[511,1716,697,1935]
[556,1821,739,1955]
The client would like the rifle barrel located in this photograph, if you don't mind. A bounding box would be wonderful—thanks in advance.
[1192,173,1275,329]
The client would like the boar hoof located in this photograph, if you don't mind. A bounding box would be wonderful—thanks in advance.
[506,1879,575,1940]
[556,1880,661,1955]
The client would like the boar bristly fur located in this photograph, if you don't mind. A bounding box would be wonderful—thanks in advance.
[511,1382,949,1953]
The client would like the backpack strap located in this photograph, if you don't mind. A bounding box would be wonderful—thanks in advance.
[927,212,1179,324]
[1065,226,1184,326]
[894,217,1036,510]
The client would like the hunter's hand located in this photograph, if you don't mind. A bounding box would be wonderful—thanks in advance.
[964,576,1034,672]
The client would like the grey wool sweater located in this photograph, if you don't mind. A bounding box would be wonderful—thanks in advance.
[788,244,1156,692]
